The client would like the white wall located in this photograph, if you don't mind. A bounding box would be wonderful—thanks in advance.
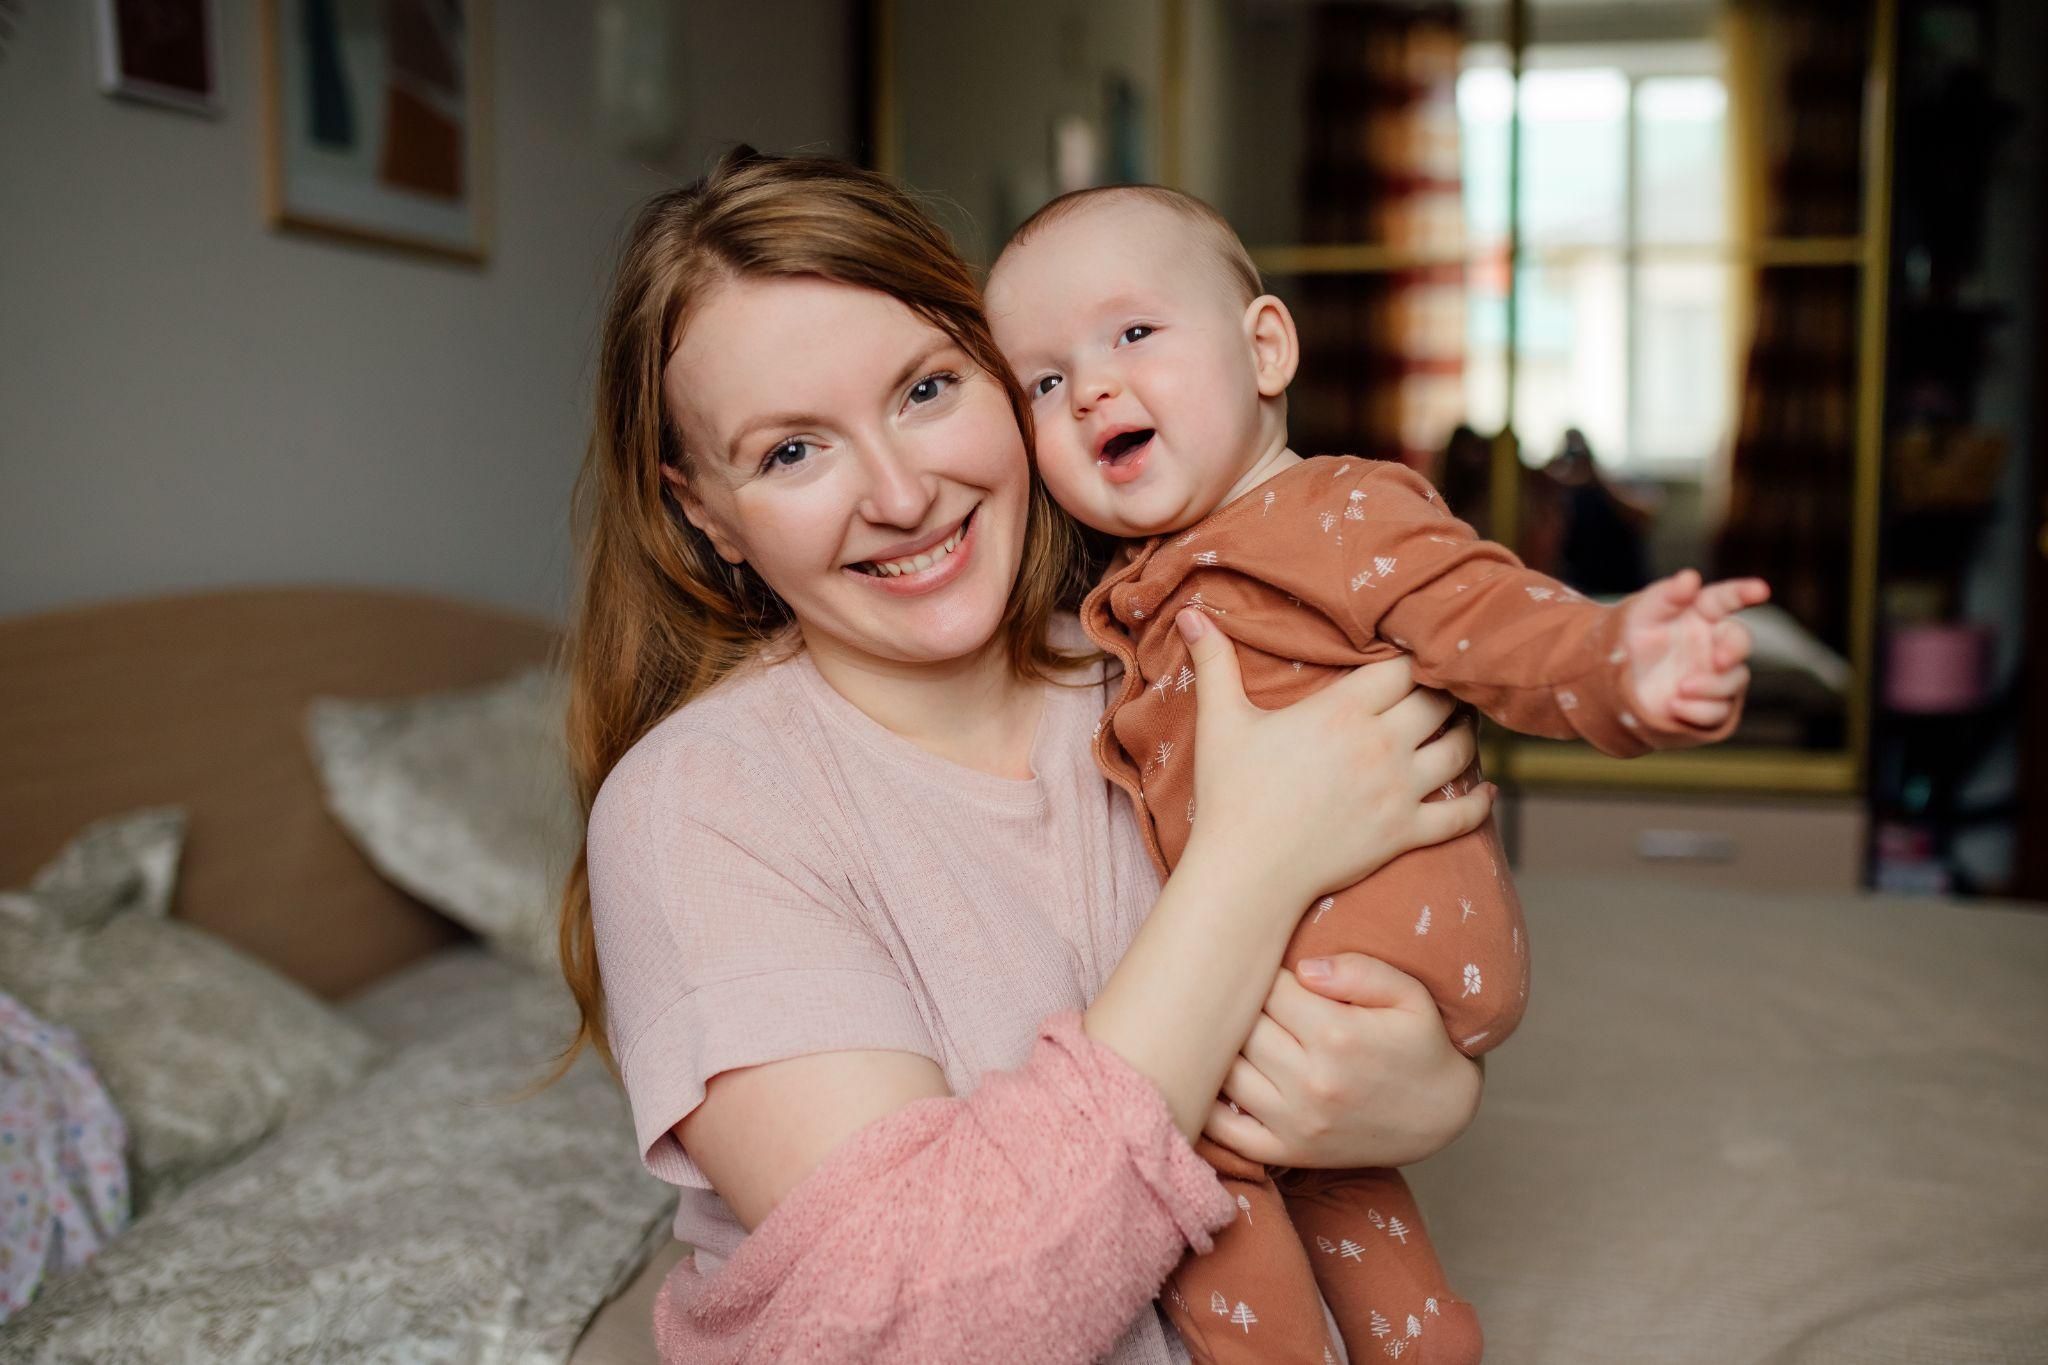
[0,0,854,623]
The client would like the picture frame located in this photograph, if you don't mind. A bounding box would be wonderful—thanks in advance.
[259,0,492,263]
[96,0,222,116]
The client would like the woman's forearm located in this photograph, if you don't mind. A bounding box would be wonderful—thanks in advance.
[1085,837,1307,1139]
[655,1013,1237,1363]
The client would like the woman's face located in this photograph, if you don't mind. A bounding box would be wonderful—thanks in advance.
[664,274,1031,672]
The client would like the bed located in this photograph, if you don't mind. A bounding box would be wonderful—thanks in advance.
[0,588,2042,1363]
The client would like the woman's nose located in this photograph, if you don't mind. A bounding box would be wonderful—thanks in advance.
[856,442,937,528]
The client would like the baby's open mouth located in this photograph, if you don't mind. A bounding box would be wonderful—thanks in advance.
[1100,429,1154,465]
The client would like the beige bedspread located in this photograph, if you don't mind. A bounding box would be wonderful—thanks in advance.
[574,876,2048,1364]
[1410,875,2048,1364]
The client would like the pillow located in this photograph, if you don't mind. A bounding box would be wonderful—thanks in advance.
[0,810,382,1217]
[0,991,130,1325]
[307,668,581,974]
[0,976,679,1364]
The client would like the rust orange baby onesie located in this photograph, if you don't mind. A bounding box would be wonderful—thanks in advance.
[1082,455,1737,1364]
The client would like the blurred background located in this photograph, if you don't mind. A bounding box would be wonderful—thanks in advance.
[1,0,2042,899]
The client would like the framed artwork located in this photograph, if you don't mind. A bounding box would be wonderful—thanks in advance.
[260,0,492,262]
[96,0,222,115]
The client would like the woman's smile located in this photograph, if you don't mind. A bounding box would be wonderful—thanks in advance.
[847,505,979,593]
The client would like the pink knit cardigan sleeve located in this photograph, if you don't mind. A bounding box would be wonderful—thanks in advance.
[653,1010,1238,1363]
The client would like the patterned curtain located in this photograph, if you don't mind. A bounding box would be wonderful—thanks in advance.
[1288,2,1467,470]
[1714,0,1871,652]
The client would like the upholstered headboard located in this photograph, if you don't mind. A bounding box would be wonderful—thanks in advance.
[0,588,561,998]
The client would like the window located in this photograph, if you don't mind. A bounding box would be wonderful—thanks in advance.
[1459,45,1730,475]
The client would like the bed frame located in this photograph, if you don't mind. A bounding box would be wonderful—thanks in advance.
[0,588,560,999]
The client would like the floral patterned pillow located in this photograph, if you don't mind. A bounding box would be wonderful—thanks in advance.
[307,668,581,974]
[0,810,382,1217]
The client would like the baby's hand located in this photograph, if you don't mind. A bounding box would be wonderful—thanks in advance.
[1621,570,1770,730]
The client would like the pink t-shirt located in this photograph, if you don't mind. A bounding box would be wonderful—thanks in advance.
[586,619,1195,1360]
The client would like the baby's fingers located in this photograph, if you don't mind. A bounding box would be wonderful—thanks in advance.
[1680,664,1750,700]
[1668,697,1734,728]
[1711,618,1754,671]
[1697,577,1771,621]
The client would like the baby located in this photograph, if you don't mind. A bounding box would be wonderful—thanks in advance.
[987,186,1767,1365]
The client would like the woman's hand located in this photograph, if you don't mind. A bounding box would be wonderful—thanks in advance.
[1178,608,1494,913]
[1201,954,1484,1169]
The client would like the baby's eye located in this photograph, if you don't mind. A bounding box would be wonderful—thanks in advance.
[760,439,813,474]
[1119,325,1154,345]
[907,371,959,406]
[1033,374,1063,399]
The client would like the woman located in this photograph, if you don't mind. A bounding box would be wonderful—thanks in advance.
[557,148,1493,1363]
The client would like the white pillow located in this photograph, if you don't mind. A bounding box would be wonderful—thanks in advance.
[0,810,382,1216]
[0,978,677,1363]
[307,669,582,974]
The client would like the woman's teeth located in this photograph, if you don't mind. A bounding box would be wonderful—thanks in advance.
[856,520,968,577]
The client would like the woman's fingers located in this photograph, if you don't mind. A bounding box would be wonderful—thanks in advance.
[1414,785,1495,845]
[1411,719,1478,794]
[1202,1101,1284,1165]
[1176,609,1246,712]
[1237,1001,1311,1083]
[1327,653,1417,715]
[1286,953,1437,1014]
[1381,685,1457,750]
[1219,1052,1288,1119]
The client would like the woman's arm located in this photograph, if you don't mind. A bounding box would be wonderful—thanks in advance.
[663,1013,1235,1365]
[1084,608,1488,1138]
[1203,955,1486,1171]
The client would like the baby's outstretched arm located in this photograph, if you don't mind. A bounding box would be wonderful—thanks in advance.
[1621,569,1771,731]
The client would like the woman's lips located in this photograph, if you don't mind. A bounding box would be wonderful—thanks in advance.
[1099,430,1154,486]
[846,507,978,597]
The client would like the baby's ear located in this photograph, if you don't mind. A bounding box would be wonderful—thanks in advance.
[1244,294,1300,398]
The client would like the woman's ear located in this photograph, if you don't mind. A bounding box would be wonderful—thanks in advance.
[1243,294,1300,399]
[663,463,746,565]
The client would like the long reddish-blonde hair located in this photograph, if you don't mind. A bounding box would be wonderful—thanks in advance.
[550,147,1090,1082]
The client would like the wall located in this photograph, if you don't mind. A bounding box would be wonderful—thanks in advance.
[0,0,854,623]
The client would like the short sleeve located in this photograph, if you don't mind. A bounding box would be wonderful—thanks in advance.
[586,724,939,1187]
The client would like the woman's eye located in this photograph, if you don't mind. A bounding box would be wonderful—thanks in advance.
[907,372,958,406]
[1033,374,1063,399]
[760,440,812,473]
[1120,325,1154,345]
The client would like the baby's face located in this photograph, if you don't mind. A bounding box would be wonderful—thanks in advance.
[986,201,1269,539]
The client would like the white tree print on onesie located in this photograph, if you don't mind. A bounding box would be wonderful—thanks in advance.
[1462,963,1482,997]
[1315,1233,1366,1262]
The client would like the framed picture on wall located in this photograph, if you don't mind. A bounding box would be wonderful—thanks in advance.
[259,0,492,262]
[96,0,222,115]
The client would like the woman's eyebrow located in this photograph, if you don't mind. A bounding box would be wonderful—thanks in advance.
[720,341,959,460]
